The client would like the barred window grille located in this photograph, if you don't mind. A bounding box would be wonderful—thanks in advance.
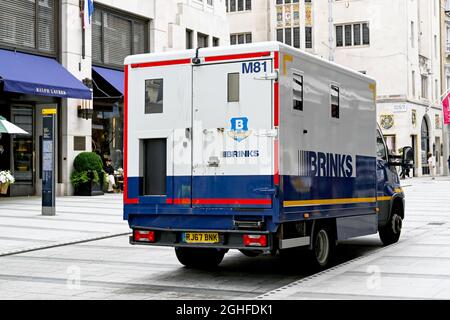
[0,0,57,55]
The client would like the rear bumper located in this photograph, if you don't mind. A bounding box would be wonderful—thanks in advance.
[129,226,273,250]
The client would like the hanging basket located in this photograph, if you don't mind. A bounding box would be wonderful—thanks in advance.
[0,182,9,195]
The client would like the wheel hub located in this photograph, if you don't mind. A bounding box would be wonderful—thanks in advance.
[315,230,330,265]
[392,214,402,234]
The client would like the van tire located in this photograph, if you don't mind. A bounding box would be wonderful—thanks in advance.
[175,247,226,269]
[379,205,403,246]
[308,224,335,270]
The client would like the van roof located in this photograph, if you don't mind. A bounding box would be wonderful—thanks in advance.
[125,41,375,84]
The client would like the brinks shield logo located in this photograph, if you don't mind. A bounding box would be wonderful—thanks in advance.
[228,117,251,142]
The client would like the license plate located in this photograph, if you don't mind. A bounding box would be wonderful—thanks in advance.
[183,232,219,244]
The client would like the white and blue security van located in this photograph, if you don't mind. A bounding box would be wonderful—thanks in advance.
[123,42,412,269]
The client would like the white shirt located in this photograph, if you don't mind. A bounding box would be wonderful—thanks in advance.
[428,156,436,168]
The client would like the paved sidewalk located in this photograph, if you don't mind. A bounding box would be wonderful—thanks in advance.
[0,194,129,255]
[259,176,450,299]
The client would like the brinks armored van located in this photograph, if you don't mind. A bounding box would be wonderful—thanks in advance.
[123,42,412,269]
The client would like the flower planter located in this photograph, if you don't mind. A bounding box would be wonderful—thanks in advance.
[74,172,104,196]
[0,182,9,195]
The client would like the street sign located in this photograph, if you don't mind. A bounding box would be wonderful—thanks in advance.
[42,108,56,216]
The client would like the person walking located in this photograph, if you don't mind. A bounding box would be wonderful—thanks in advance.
[428,152,436,180]
[448,155,450,175]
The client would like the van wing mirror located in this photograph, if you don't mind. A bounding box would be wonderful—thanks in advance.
[402,146,414,166]
[387,146,414,167]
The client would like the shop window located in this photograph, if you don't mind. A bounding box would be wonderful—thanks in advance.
[145,79,164,114]
[142,139,166,196]
[228,73,240,102]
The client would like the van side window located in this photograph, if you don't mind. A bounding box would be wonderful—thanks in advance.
[331,85,340,118]
[293,74,303,111]
[145,79,164,114]
[228,73,240,102]
[376,130,388,161]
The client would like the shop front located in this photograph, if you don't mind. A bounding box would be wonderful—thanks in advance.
[92,66,124,174]
[0,49,91,197]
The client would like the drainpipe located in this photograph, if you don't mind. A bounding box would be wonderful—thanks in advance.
[328,0,334,61]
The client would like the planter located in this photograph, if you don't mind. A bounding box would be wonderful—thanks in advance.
[0,182,9,195]
[74,172,104,196]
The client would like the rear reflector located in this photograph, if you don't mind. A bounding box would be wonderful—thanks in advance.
[134,230,155,242]
[243,234,267,247]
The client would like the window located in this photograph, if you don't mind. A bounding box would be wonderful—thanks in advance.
[145,79,164,114]
[435,79,438,101]
[412,70,416,97]
[245,0,252,10]
[353,24,361,46]
[293,27,300,49]
[285,28,292,46]
[293,74,303,111]
[93,5,148,67]
[434,35,438,58]
[197,32,209,48]
[362,23,370,45]
[230,34,237,45]
[376,130,388,160]
[245,33,252,44]
[228,73,240,102]
[336,23,369,47]
[207,0,214,5]
[305,27,312,48]
[0,0,58,56]
[143,139,167,196]
[228,0,251,12]
[411,21,415,48]
[238,0,244,11]
[277,29,283,42]
[186,29,193,49]
[421,75,428,99]
[336,26,343,47]
[213,37,220,47]
[344,25,352,46]
[331,85,340,119]
[238,34,245,44]
[384,135,396,155]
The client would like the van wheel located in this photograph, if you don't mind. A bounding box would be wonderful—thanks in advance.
[175,247,226,269]
[308,225,335,270]
[379,206,403,245]
[239,249,261,257]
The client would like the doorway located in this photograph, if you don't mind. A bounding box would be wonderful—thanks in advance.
[421,117,430,175]
[10,106,34,196]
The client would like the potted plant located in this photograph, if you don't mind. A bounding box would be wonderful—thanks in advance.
[0,170,15,195]
[70,152,105,196]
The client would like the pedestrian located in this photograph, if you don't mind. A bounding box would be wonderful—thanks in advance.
[448,155,450,175]
[428,152,436,180]
[104,159,115,193]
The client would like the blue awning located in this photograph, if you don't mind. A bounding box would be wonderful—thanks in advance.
[0,49,92,100]
[92,66,124,95]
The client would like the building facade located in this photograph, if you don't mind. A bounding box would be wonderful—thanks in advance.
[0,0,229,197]
[227,0,446,176]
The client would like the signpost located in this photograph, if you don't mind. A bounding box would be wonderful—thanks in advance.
[42,108,57,216]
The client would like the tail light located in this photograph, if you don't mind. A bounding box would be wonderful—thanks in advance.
[134,230,155,243]
[243,234,267,247]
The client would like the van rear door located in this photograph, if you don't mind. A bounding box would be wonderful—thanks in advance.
[192,58,275,208]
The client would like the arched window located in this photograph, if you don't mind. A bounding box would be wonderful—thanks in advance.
[421,117,430,174]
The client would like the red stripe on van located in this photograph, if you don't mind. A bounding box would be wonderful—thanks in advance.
[204,52,271,63]
[131,58,192,69]
[123,65,139,205]
[192,198,271,205]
